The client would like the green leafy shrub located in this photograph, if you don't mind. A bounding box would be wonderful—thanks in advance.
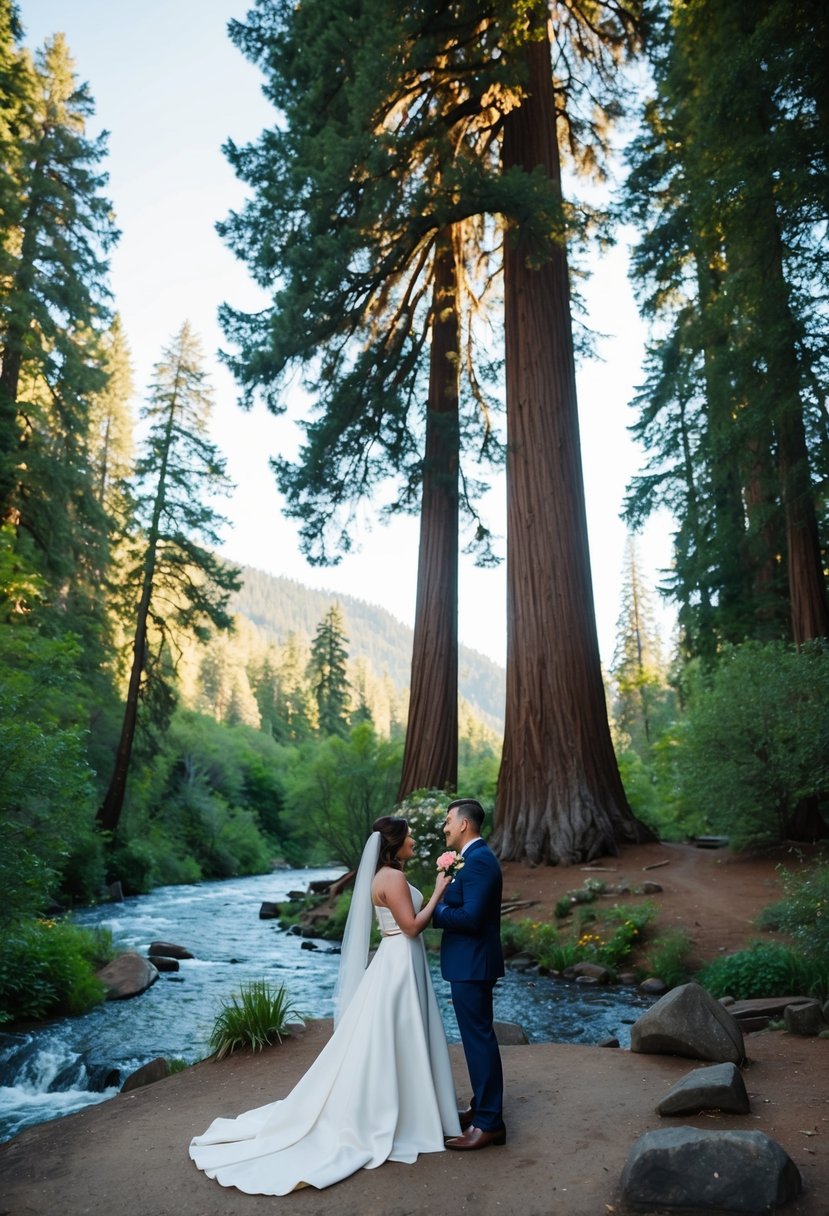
[0,919,114,1023]
[698,942,829,1000]
[774,861,829,966]
[209,981,303,1060]
[644,929,693,987]
[675,641,829,849]
[501,903,655,974]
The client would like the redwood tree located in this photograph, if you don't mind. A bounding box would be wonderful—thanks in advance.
[398,236,461,797]
[492,15,648,863]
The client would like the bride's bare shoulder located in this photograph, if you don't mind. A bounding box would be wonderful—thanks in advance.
[371,865,406,903]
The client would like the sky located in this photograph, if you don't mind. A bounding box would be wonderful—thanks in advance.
[20,0,674,670]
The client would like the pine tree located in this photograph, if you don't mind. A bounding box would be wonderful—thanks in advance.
[99,324,240,835]
[611,535,670,752]
[0,31,117,528]
[624,0,829,656]
[307,604,352,738]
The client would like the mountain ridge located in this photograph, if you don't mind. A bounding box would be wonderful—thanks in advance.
[230,562,506,734]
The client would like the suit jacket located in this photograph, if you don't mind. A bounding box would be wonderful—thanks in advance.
[433,838,504,982]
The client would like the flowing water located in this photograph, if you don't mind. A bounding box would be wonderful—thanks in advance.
[0,869,651,1144]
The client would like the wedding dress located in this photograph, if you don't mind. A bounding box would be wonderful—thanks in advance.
[189,886,460,1195]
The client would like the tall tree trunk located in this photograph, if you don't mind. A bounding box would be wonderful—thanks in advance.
[492,26,649,864]
[398,232,460,800]
[97,565,153,835]
[98,386,176,835]
[695,249,753,642]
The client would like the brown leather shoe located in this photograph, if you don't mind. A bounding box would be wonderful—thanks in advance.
[458,1106,475,1130]
[445,1124,507,1151]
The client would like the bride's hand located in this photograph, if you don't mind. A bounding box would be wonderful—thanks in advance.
[434,870,452,898]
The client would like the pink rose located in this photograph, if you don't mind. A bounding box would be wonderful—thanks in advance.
[437,850,464,875]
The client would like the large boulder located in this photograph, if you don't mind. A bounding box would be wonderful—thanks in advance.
[97,952,158,1000]
[657,1062,750,1116]
[621,1127,802,1213]
[630,981,745,1063]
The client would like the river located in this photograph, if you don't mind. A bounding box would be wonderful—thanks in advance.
[0,868,652,1144]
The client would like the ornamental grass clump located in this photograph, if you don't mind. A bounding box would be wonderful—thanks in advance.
[209,981,303,1060]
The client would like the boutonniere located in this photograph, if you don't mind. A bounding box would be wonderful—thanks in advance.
[437,850,465,878]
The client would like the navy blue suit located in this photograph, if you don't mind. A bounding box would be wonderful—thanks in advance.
[432,838,504,1131]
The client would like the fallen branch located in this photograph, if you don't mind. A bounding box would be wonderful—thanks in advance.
[642,860,671,871]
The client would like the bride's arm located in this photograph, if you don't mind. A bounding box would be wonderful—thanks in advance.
[375,869,451,938]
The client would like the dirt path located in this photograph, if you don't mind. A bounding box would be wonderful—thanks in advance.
[1,840,826,1216]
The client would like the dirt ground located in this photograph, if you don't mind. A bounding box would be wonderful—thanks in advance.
[1,840,827,1216]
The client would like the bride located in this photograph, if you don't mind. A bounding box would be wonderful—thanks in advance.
[189,816,461,1195]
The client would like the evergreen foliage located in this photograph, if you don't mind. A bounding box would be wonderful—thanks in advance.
[674,641,829,848]
[306,603,352,737]
[98,323,241,835]
[623,0,829,656]
[611,533,675,752]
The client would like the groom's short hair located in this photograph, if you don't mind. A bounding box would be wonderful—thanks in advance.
[448,798,484,832]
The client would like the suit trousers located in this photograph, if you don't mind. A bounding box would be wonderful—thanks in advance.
[450,979,504,1132]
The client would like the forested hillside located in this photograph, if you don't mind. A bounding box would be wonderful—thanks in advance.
[232,565,506,734]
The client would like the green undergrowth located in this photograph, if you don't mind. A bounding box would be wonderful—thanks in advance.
[0,918,116,1024]
[501,900,656,974]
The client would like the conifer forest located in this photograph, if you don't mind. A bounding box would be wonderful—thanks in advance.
[1,1,827,1019]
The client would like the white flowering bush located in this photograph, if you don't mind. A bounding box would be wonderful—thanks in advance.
[397,790,450,892]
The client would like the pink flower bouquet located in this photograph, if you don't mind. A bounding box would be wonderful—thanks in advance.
[436,850,464,877]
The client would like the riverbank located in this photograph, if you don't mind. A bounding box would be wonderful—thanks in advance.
[1,840,826,1215]
[0,1020,825,1216]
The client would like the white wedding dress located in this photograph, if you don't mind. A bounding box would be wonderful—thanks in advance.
[189,887,460,1195]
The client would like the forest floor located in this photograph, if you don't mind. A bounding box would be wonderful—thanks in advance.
[1,840,826,1216]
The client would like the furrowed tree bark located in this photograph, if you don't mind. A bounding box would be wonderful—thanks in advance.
[398,233,460,800]
[492,24,649,864]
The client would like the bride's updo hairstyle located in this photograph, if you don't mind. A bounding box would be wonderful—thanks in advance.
[372,816,408,871]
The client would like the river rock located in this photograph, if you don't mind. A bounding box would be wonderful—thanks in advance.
[640,881,663,894]
[148,940,193,960]
[621,1127,801,1213]
[638,977,668,996]
[148,954,179,972]
[494,1021,529,1046]
[508,952,536,972]
[728,995,810,1019]
[568,961,613,984]
[784,999,824,1036]
[630,981,745,1063]
[97,952,158,1000]
[121,1057,170,1093]
[657,1062,750,1116]
[259,901,281,919]
[598,1036,620,1048]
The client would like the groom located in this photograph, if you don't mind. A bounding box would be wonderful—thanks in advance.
[433,798,505,1151]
